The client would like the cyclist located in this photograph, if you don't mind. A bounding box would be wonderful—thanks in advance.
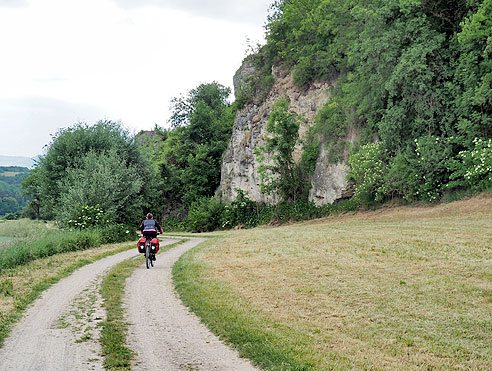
[139,213,163,260]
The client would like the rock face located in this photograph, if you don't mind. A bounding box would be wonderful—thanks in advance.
[309,149,350,206]
[220,61,353,204]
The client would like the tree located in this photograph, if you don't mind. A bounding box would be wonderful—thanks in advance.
[0,197,18,215]
[453,0,492,146]
[257,0,488,204]
[256,97,309,203]
[26,120,154,224]
[21,167,43,220]
[56,149,144,225]
[156,82,236,210]
[168,82,231,128]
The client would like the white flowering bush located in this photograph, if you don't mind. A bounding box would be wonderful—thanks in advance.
[349,137,455,204]
[64,205,112,230]
[62,204,136,243]
[348,142,387,203]
[448,138,492,191]
[412,136,451,203]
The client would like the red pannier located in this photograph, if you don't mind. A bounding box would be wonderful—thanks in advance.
[151,238,159,253]
[137,237,146,253]
[137,237,159,253]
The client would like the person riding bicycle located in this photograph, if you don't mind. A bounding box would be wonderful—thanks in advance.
[139,213,163,260]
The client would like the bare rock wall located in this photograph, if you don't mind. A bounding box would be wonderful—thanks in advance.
[220,63,352,204]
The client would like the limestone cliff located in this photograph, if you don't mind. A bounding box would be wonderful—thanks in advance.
[220,59,353,205]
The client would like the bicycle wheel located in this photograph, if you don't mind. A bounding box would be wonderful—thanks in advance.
[145,243,150,269]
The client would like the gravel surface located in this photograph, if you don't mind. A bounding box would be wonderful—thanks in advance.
[125,237,259,371]
[0,248,138,371]
[0,238,259,371]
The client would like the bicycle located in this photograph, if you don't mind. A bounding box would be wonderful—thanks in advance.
[137,233,159,269]
[144,238,154,269]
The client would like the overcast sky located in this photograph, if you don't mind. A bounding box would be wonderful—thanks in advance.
[0,0,271,157]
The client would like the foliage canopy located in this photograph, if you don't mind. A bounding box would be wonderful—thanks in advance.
[255,0,492,203]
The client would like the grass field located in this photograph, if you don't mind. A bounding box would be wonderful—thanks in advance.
[0,171,22,177]
[174,194,492,370]
[0,237,14,244]
[0,219,49,250]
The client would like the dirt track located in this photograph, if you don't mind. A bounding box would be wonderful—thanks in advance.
[0,247,137,371]
[0,238,257,370]
[125,237,258,370]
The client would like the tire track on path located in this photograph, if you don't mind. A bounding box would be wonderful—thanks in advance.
[125,237,258,371]
[0,239,176,371]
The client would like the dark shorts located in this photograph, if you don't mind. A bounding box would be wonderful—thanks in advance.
[143,231,158,239]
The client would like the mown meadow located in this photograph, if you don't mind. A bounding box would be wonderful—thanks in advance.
[174,194,492,370]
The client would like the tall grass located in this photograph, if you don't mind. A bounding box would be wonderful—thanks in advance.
[0,219,135,271]
[0,229,102,270]
[0,219,49,250]
[0,219,46,238]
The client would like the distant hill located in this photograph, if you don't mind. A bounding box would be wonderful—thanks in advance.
[0,155,37,168]
[0,166,30,216]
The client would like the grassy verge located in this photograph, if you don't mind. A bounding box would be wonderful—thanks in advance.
[0,241,135,347]
[162,232,221,239]
[173,194,492,370]
[173,240,316,370]
[100,256,142,370]
[99,239,185,370]
[0,219,136,271]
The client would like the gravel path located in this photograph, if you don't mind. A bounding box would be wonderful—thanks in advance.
[125,237,258,371]
[0,247,138,371]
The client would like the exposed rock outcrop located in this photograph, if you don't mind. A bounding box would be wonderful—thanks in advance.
[220,60,353,204]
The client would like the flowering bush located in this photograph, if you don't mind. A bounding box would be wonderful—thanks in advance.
[448,138,492,191]
[63,205,112,230]
[99,223,136,243]
[349,137,455,204]
[62,205,135,243]
[412,136,451,203]
[348,142,387,203]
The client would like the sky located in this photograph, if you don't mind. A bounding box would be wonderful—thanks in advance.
[0,0,271,158]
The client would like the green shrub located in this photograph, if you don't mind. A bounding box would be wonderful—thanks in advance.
[4,211,22,221]
[62,205,113,230]
[221,189,263,228]
[99,224,136,244]
[60,204,135,244]
[301,137,320,174]
[411,136,452,203]
[162,216,186,232]
[382,150,420,202]
[186,197,225,232]
[256,97,309,203]
[292,56,317,89]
